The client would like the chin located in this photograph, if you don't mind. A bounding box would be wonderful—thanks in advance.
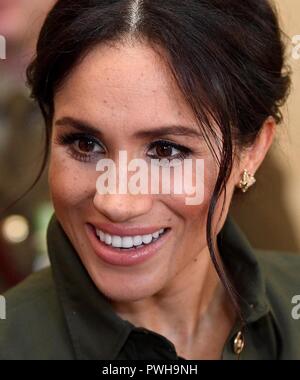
[89,270,164,303]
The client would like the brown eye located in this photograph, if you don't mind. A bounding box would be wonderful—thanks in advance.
[77,139,96,153]
[75,138,103,154]
[156,144,173,158]
[148,142,181,160]
[57,132,105,163]
[147,140,192,164]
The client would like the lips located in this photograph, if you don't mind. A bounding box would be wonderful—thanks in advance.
[85,223,171,267]
[90,222,168,237]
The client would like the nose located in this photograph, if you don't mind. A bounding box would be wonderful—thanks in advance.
[93,192,153,223]
[93,150,154,222]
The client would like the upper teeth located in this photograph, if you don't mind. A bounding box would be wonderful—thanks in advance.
[96,228,165,248]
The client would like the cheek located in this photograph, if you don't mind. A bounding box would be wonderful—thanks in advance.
[48,147,96,209]
[164,157,232,235]
[162,178,212,236]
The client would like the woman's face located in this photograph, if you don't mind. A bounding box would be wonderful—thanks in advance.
[49,41,241,302]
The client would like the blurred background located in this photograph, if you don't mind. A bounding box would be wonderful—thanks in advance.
[231,0,300,254]
[0,0,299,293]
[0,0,55,291]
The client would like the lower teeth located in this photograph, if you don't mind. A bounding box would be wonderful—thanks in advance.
[113,236,160,250]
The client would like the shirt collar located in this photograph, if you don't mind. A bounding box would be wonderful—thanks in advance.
[46,214,134,360]
[46,213,270,359]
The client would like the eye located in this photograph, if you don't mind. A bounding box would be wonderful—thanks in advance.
[73,138,102,154]
[56,133,105,162]
[147,140,192,162]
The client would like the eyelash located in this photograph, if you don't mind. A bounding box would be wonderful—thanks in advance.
[147,140,192,161]
[56,133,105,163]
[56,133,193,163]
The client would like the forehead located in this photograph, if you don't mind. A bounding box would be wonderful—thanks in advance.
[54,41,198,131]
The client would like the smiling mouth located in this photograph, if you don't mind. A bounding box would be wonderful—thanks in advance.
[93,226,170,251]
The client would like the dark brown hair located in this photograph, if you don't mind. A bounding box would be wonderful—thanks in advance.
[23,0,291,323]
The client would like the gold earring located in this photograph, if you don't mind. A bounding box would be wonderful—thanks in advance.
[238,169,256,193]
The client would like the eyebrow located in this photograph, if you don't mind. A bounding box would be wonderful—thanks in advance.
[54,116,203,139]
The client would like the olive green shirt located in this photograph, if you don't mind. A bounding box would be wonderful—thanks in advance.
[0,214,299,360]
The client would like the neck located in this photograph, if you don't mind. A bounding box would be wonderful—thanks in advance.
[111,246,236,358]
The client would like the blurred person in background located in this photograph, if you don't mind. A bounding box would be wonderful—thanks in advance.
[0,0,56,291]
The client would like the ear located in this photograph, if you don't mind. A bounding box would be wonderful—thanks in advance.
[238,116,276,177]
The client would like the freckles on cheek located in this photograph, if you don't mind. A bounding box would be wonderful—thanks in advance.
[49,154,94,207]
[162,167,215,224]
[167,166,215,220]
[166,194,210,223]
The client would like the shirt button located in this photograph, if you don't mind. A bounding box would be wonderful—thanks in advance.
[233,331,245,355]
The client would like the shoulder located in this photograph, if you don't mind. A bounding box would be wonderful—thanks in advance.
[3,267,54,309]
[0,268,74,360]
[254,250,300,359]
